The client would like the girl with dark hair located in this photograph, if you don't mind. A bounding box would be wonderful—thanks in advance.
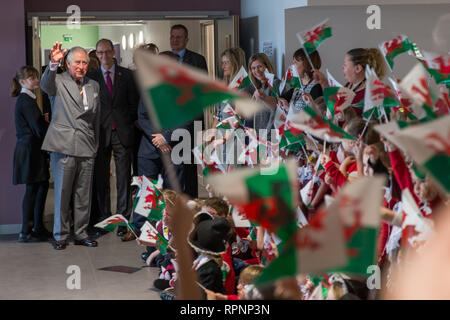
[10,66,50,242]
[278,48,324,118]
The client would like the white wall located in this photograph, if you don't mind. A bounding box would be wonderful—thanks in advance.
[99,20,204,68]
[285,4,450,84]
[242,0,450,78]
[241,0,308,77]
[98,25,146,68]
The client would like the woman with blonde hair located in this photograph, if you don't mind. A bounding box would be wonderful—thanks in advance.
[314,48,387,117]
[11,66,50,242]
[247,53,280,138]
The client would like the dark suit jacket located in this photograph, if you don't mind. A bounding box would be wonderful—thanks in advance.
[87,65,140,148]
[137,98,189,160]
[182,49,208,72]
[13,93,49,185]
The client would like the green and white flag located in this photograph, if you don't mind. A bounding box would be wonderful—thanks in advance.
[279,65,301,94]
[229,66,252,90]
[375,115,450,193]
[296,18,332,55]
[231,206,251,228]
[256,189,347,284]
[139,221,169,254]
[207,160,299,237]
[289,106,356,143]
[399,63,438,120]
[326,69,342,87]
[324,86,355,119]
[134,51,260,129]
[400,189,434,250]
[363,66,398,119]
[379,35,412,71]
[216,114,241,130]
[329,176,384,276]
[95,214,133,233]
[418,50,450,84]
[264,69,278,97]
[134,176,165,221]
[192,142,226,177]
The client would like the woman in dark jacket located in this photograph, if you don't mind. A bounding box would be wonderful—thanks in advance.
[10,66,50,242]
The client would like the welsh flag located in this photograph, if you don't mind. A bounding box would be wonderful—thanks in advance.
[379,35,412,71]
[279,65,301,94]
[388,77,418,119]
[363,66,398,119]
[192,142,226,176]
[139,221,169,254]
[238,131,275,167]
[296,19,332,55]
[278,121,306,150]
[289,106,356,143]
[399,63,438,120]
[329,176,384,276]
[255,189,347,284]
[400,189,434,252]
[418,50,450,84]
[273,106,304,150]
[231,205,251,228]
[264,69,278,97]
[134,176,165,221]
[221,103,244,126]
[95,214,133,233]
[323,86,355,118]
[229,66,252,90]
[375,115,450,193]
[206,160,299,239]
[216,115,241,130]
[326,69,343,87]
[134,51,260,129]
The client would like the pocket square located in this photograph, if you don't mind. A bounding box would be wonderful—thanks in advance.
[94,93,98,98]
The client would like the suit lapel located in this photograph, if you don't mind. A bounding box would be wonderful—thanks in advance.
[83,81,95,111]
[182,49,192,65]
[61,72,83,109]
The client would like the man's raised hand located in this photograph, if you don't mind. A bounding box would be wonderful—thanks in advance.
[50,42,67,64]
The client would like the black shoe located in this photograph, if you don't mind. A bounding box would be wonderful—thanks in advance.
[52,240,68,250]
[18,232,41,243]
[141,252,150,262]
[95,229,109,238]
[154,279,171,290]
[74,237,98,247]
[117,226,127,237]
[32,228,52,240]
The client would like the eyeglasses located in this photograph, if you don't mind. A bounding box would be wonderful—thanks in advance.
[97,50,113,55]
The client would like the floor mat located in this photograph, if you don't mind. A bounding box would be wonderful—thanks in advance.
[98,265,142,274]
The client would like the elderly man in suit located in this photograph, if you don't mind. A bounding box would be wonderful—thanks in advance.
[87,39,140,238]
[170,24,208,198]
[41,43,101,250]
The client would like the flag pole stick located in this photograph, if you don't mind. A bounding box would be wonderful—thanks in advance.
[360,109,374,138]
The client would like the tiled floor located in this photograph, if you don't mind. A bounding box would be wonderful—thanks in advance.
[0,232,162,300]
[1,161,207,299]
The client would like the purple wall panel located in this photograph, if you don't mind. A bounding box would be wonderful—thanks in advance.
[0,0,26,226]
[25,0,241,16]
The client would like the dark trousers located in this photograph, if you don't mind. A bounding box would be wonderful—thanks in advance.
[21,181,49,234]
[94,130,132,223]
[131,156,184,230]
